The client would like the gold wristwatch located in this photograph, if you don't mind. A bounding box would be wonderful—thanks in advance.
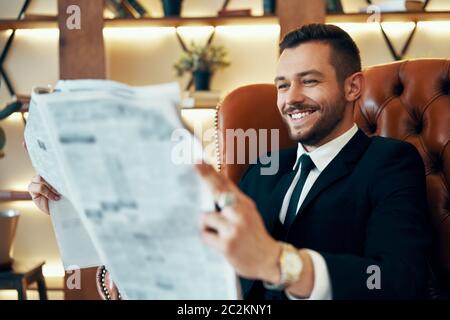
[263,242,303,291]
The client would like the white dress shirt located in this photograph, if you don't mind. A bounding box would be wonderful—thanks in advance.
[279,123,359,300]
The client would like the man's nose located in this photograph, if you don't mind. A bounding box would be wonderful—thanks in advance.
[285,85,306,107]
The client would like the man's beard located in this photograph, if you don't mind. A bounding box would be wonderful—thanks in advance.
[288,95,347,146]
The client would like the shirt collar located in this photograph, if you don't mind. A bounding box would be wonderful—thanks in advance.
[294,123,359,172]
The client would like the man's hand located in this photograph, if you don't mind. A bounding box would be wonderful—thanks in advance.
[195,163,281,284]
[24,141,60,214]
[27,175,60,214]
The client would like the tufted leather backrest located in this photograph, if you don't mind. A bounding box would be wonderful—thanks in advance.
[355,59,450,298]
[216,59,450,298]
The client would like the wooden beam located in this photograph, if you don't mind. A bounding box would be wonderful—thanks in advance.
[0,190,32,201]
[105,15,278,28]
[58,0,106,80]
[64,267,103,300]
[277,0,326,40]
[57,0,105,300]
[3,12,450,31]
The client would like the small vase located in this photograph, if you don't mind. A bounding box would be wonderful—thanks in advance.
[263,0,276,15]
[162,0,183,17]
[193,71,211,91]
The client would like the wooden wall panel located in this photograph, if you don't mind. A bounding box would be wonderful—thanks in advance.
[64,267,102,300]
[57,0,105,300]
[276,0,326,40]
[58,0,106,80]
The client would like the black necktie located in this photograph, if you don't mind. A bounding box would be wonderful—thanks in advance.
[283,154,315,230]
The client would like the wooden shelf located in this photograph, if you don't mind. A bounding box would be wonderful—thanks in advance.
[0,15,278,31]
[104,15,279,28]
[0,18,57,31]
[181,106,217,110]
[327,11,450,23]
[0,191,32,202]
[1,12,449,31]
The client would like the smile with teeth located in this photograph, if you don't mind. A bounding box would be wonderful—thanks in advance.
[288,110,316,120]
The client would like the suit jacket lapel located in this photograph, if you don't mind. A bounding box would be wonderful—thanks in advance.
[264,170,295,234]
[261,148,297,235]
[288,129,371,232]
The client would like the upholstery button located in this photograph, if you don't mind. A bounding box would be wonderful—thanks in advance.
[433,158,443,173]
[368,123,377,133]
[393,83,404,96]
[415,122,423,134]
[442,80,450,95]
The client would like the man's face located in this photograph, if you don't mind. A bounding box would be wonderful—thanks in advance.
[275,42,349,146]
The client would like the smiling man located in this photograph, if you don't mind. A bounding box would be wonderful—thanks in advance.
[196,23,431,300]
[28,24,431,300]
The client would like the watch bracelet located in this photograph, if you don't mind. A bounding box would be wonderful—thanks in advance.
[263,241,302,291]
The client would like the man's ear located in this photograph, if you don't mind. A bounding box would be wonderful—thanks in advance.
[344,72,364,102]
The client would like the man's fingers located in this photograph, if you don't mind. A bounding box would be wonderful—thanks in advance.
[30,175,61,197]
[27,182,39,197]
[40,196,50,214]
[45,182,61,196]
[28,182,60,201]
[200,212,231,236]
[31,175,43,183]
[200,229,224,252]
[199,211,226,252]
[29,182,59,200]
[220,206,241,223]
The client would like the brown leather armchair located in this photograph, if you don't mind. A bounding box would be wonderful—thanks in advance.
[216,59,450,299]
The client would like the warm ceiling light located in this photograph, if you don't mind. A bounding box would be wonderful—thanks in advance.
[2,112,25,123]
[176,26,215,37]
[417,20,450,30]
[43,263,65,278]
[331,22,381,33]
[215,25,280,38]
[380,22,416,36]
[103,27,176,38]
[14,28,59,38]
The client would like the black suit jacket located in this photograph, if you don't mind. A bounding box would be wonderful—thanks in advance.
[239,129,431,299]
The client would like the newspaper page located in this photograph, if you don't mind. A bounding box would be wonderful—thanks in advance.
[24,81,239,299]
[25,89,102,269]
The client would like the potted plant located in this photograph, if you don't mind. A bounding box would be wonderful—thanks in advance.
[174,42,230,91]
[263,0,276,15]
[0,98,23,158]
[162,0,183,17]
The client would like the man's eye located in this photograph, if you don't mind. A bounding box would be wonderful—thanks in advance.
[277,84,289,90]
[303,79,318,85]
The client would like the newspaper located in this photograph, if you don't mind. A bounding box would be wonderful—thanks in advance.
[24,80,239,299]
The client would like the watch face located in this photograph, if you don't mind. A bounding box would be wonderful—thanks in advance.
[285,251,302,275]
[278,243,303,287]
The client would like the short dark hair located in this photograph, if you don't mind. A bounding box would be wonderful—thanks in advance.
[280,24,362,84]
